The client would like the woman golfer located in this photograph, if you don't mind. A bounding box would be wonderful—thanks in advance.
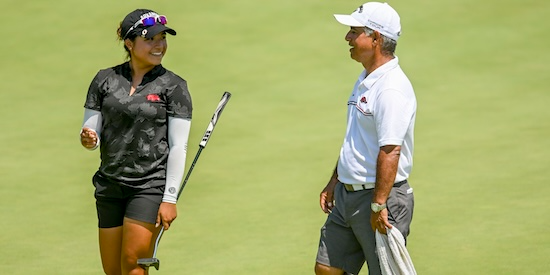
[80,8,192,274]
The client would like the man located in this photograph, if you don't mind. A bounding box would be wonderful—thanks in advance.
[314,2,416,275]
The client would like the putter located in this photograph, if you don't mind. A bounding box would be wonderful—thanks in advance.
[137,91,232,271]
[137,229,162,270]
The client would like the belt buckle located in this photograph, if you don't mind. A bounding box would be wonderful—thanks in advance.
[344,184,363,192]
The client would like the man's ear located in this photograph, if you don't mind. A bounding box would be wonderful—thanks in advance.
[372,31,382,46]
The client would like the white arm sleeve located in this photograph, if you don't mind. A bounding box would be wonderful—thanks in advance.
[81,108,102,150]
[163,117,192,203]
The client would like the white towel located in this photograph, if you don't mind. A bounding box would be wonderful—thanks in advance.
[375,227,417,275]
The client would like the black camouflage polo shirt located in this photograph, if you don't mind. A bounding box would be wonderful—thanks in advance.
[84,62,192,188]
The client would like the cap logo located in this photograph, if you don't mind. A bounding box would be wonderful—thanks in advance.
[357,5,364,13]
[141,29,148,38]
[368,20,384,30]
[140,12,158,20]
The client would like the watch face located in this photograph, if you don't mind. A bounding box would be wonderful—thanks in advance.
[371,203,386,212]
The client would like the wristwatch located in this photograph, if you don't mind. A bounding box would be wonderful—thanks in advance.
[371,202,387,213]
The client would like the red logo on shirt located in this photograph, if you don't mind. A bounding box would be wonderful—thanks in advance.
[147,94,161,102]
[360,97,367,103]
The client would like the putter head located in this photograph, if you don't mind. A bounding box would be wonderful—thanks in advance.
[137,258,160,270]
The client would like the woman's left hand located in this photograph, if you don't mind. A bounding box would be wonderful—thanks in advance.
[156,202,177,230]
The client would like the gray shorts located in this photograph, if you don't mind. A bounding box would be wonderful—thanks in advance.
[316,181,414,275]
[93,174,164,228]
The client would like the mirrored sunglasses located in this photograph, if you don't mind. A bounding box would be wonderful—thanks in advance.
[124,15,168,39]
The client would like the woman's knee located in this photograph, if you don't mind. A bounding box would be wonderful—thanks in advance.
[121,254,144,275]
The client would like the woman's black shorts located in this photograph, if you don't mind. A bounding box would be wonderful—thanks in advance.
[93,174,164,228]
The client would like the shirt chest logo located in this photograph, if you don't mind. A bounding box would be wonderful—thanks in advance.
[354,95,372,116]
[146,94,161,102]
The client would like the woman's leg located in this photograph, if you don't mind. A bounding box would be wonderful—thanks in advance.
[99,226,123,275]
[121,217,161,275]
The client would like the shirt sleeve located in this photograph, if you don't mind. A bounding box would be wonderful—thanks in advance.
[163,117,192,203]
[374,89,415,147]
[166,78,193,119]
[84,70,108,111]
[81,70,107,151]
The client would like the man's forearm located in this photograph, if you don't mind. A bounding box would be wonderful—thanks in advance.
[373,145,400,204]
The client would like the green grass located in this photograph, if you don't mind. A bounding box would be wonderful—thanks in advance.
[1,0,550,274]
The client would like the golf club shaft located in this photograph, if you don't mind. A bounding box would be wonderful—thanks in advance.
[152,227,164,258]
[176,146,203,199]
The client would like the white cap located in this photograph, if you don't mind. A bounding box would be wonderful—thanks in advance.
[334,2,401,41]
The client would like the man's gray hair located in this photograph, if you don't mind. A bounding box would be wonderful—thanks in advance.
[364,27,397,56]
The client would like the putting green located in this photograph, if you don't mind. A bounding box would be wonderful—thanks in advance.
[1,0,549,274]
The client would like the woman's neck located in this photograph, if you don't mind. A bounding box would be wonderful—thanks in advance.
[129,59,155,80]
[128,60,155,95]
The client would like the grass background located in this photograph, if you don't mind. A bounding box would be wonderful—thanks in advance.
[1,0,549,274]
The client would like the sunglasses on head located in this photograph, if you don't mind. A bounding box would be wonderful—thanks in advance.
[124,15,168,39]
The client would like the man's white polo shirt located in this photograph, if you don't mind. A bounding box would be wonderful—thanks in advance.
[337,57,416,188]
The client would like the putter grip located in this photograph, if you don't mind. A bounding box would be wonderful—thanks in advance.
[199,92,231,148]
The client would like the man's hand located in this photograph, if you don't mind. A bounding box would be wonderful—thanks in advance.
[156,202,177,230]
[370,208,393,234]
[320,182,337,214]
